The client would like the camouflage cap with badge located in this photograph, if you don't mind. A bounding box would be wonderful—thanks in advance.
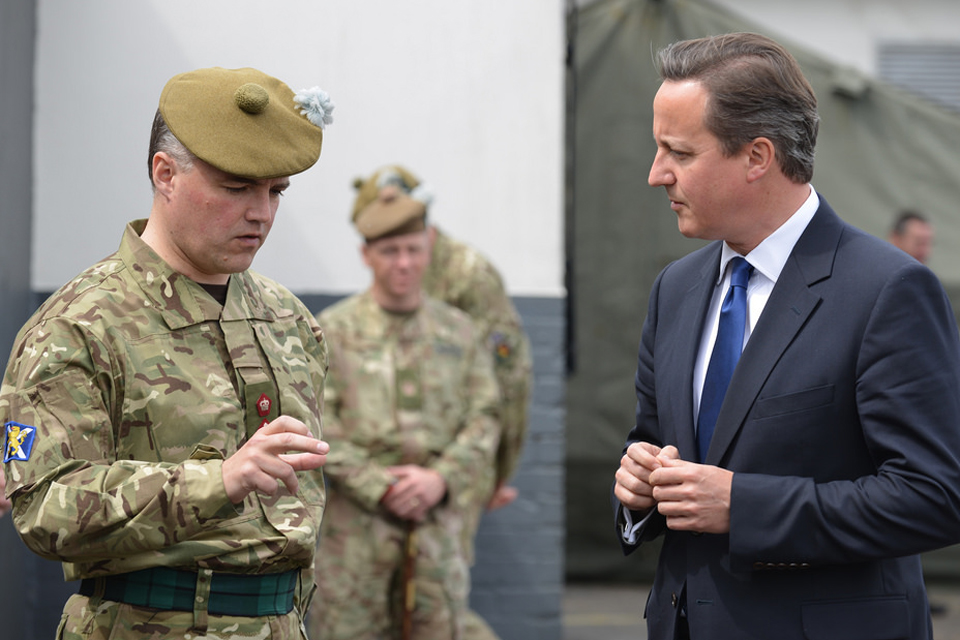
[159,66,334,179]
[351,165,434,241]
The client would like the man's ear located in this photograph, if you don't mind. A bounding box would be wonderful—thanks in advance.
[745,137,775,183]
[360,242,371,268]
[151,152,177,196]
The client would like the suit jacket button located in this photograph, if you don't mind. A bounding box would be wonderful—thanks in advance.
[671,592,678,608]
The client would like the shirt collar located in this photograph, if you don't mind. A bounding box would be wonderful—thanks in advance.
[119,219,274,327]
[717,185,820,284]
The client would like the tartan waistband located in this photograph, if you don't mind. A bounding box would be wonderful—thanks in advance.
[79,567,298,617]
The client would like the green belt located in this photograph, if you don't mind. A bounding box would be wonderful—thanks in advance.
[79,567,297,617]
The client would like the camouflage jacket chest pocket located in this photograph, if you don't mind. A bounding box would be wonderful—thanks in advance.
[118,324,245,462]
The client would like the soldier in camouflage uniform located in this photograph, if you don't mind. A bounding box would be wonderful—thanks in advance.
[425,228,531,508]
[308,177,500,640]
[352,166,532,508]
[0,67,335,640]
[347,166,533,639]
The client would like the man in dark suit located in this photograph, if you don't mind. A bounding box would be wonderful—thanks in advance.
[613,32,960,640]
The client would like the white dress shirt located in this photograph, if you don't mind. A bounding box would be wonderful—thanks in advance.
[692,186,820,424]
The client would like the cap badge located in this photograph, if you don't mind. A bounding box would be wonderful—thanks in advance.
[257,393,272,417]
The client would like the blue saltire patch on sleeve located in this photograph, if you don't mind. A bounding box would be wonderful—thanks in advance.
[4,421,37,463]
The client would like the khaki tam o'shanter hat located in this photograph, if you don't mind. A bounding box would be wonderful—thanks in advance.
[351,165,434,242]
[159,67,334,179]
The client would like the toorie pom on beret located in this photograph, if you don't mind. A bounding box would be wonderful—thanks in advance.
[159,67,333,179]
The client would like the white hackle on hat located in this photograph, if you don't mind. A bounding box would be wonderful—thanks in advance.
[409,183,434,207]
[375,168,434,207]
[293,87,335,129]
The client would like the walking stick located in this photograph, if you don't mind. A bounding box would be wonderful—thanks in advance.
[400,519,418,640]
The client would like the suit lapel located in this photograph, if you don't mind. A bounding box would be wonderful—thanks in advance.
[667,247,720,461]
[704,202,843,465]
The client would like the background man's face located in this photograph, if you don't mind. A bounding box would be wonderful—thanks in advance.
[362,230,431,307]
[891,219,934,264]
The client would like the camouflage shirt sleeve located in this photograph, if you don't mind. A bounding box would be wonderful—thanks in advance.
[426,313,501,510]
[2,315,238,564]
[316,323,396,512]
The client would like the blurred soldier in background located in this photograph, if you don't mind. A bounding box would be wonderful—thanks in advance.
[1,66,333,640]
[346,165,533,639]
[353,165,532,508]
[309,177,500,639]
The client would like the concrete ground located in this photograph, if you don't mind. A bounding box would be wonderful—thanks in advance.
[562,581,960,640]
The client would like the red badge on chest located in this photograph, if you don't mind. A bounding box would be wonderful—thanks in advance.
[257,393,272,417]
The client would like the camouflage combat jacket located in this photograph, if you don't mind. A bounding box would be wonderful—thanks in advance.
[0,220,327,581]
[423,227,532,486]
[316,291,499,517]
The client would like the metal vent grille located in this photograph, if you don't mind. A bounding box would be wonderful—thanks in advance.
[878,42,960,113]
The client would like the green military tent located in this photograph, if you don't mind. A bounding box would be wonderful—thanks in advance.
[565,0,960,582]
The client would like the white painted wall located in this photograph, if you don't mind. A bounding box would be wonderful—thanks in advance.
[34,1,565,296]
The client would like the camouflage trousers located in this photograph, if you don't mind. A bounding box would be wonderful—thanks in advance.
[56,593,309,640]
[309,499,470,640]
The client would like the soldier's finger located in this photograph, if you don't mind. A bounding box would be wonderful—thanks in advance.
[262,433,328,455]
[409,504,430,522]
[279,451,327,471]
[385,465,416,478]
[399,496,427,521]
[382,497,411,519]
[272,465,301,496]
[259,415,310,436]
[382,483,415,509]
[256,474,284,497]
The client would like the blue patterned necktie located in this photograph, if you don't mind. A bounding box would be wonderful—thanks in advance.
[697,257,753,463]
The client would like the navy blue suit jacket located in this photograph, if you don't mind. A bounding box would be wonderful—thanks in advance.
[616,200,960,640]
